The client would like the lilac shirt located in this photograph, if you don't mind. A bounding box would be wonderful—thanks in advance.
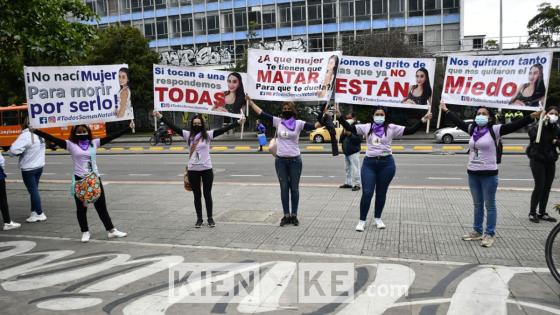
[66,139,101,177]
[272,116,306,157]
[183,130,215,171]
[355,123,405,157]
[468,125,501,172]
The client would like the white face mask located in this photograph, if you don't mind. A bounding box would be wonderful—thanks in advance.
[548,114,559,124]
[373,116,385,125]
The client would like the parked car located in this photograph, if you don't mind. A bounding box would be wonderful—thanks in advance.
[309,126,343,143]
[434,120,472,144]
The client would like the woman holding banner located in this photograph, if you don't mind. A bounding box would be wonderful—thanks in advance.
[247,96,321,226]
[440,102,541,247]
[402,68,433,105]
[32,121,134,242]
[153,111,244,228]
[526,106,559,223]
[336,107,431,232]
[510,64,546,107]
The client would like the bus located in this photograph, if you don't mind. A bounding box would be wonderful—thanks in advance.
[0,104,106,150]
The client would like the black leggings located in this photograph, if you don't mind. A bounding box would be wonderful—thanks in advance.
[187,169,214,219]
[0,179,11,224]
[530,159,556,214]
[74,177,114,232]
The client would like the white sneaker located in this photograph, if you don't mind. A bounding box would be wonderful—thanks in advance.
[375,218,386,229]
[3,221,21,231]
[108,229,127,239]
[26,212,47,223]
[81,231,91,243]
[355,220,366,232]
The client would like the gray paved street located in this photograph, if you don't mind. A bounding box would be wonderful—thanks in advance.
[0,180,559,314]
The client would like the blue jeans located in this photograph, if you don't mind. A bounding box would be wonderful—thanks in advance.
[275,156,302,216]
[21,167,43,215]
[360,156,396,221]
[468,173,498,236]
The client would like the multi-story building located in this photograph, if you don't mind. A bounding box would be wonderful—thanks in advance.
[84,0,461,67]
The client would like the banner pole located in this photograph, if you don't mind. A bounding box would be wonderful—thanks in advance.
[426,102,432,134]
[536,105,546,143]
[436,107,443,129]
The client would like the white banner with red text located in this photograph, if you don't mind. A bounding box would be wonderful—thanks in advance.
[153,64,247,118]
[246,49,342,102]
[334,56,436,109]
[441,52,553,110]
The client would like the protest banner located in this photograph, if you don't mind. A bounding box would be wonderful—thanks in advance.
[441,52,553,110]
[24,65,133,128]
[247,48,342,102]
[153,64,246,119]
[335,56,436,110]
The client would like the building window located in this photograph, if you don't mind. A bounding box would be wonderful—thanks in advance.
[308,4,321,22]
[155,0,166,9]
[389,0,404,14]
[169,16,181,38]
[323,1,336,23]
[222,12,234,33]
[156,17,168,38]
[131,0,142,12]
[207,15,219,34]
[279,5,291,26]
[355,0,371,19]
[408,33,424,46]
[234,9,247,32]
[262,6,276,28]
[473,38,483,49]
[144,19,156,40]
[340,1,354,22]
[372,0,385,15]
[292,5,305,26]
[409,0,423,16]
[324,35,337,50]
[143,0,154,10]
[309,36,322,51]
[181,16,193,36]
[108,0,118,15]
[194,13,206,35]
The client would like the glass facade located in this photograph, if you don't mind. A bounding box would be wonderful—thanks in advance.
[84,0,460,66]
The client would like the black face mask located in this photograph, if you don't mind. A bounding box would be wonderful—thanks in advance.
[281,111,294,119]
[76,134,89,141]
[192,126,203,134]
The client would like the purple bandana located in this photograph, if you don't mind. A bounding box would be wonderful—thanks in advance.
[281,117,296,131]
[78,140,90,151]
[472,126,489,142]
[371,123,385,138]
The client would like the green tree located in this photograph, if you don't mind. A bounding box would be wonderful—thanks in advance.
[527,2,560,47]
[485,39,498,50]
[86,25,159,131]
[0,0,97,104]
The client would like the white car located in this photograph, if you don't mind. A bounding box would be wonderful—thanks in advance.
[434,120,473,144]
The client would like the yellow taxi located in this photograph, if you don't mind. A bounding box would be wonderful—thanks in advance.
[309,126,344,143]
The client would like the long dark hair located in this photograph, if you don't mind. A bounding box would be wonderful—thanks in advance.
[188,114,209,144]
[417,67,432,104]
[368,107,390,137]
[69,125,93,144]
[225,72,245,114]
[327,55,339,93]
[119,67,130,90]
[531,64,546,100]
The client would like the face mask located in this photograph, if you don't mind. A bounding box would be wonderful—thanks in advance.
[192,126,203,134]
[282,111,294,119]
[475,115,489,127]
[76,134,88,141]
[373,116,385,125]
[548,114,558,124]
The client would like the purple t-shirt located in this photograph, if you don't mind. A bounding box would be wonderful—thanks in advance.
[66,139,101,177]
[183,130,215,171]
[272,116,306,157]
[355,123,405,157]
[468,125,501,172]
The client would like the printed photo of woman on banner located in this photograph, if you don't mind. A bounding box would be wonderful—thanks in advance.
[510,63,546,107]
[115,67,133,118]
[317,55,340,99]
[212,72,246,115]
[402,67,433,105]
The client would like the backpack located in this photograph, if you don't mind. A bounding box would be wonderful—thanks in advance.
[468,124,503,164]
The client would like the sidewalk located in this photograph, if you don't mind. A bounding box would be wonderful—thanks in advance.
[3,180,556,267]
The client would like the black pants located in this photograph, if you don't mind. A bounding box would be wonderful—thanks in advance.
[74,177,114,232]
[530,159,556,214]
[187,169,214,219]
[0,179,11,224]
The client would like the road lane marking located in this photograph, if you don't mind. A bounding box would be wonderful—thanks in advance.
[234,146,251,150]
[501,178,533,181]
[169,146,184,151]
[230,174,262,177]
[413,146,432,150]
[128,174,152,177]
[392,146,405,150]
[148,147,164,151]
[211,146,228,151]
[301,175,323,178]
[109,147,124,151]
[306,145,325,150]
[427,177,463,180]
[442,146,464,150]
[503,146,524,151]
